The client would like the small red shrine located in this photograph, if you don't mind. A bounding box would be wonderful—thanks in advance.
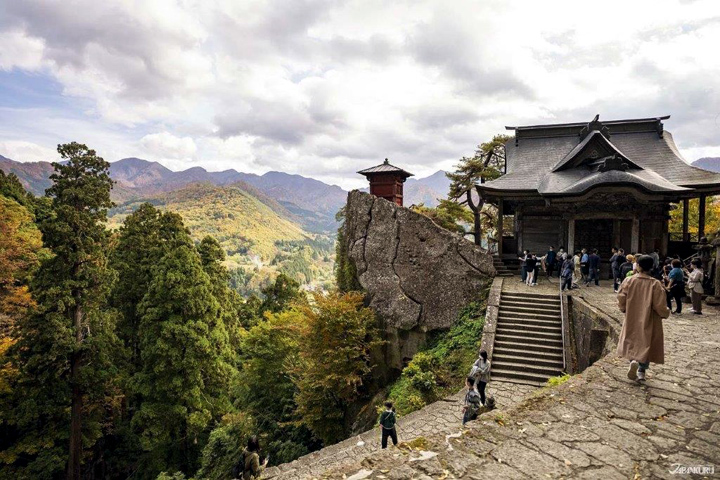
[357,159,414,206]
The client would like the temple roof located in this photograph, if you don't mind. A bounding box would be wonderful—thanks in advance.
[357,159,414,177]
[479,115,720,198]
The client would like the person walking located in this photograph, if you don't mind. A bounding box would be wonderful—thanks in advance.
[572,251,582,287]
[470,350,491,406]
[462,376,483,425]
[378,401,398,449]
[620,254,635,280]
[234,436,268,480]
[585,249,601,286]
[666,259,685,314]
[561,254,574,291]
[525,252,537,286]
[687,259,704,315]
[617,255,670,382]
[545,246,557,279]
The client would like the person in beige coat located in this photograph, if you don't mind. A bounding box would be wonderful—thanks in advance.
[616,255,671,381]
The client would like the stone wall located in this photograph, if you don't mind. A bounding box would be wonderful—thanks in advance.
[567,296,621,373]
[344,190,495,373]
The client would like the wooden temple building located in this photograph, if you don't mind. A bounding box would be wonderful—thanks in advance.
[477,115,720,265]
[358,159,414,206]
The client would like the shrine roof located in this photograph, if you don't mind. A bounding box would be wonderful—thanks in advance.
[357,159,414,177]
[479,115,720,197]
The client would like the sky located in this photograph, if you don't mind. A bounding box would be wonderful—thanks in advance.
[0,0,719,190]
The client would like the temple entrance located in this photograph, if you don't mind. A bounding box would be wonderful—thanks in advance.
[575,219,613,258]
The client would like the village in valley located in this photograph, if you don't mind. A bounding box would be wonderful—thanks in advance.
[1,1,719,479]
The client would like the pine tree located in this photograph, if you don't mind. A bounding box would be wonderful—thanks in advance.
[0,143,120,479]
[131,244,236,476]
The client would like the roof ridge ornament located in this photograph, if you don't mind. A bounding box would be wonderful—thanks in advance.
[597,154,630,172]
[579,114,610,141]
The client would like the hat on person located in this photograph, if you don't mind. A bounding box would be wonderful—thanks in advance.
[637,255,654,272]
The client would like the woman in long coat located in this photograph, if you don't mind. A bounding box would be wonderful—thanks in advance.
[616,255,670,381]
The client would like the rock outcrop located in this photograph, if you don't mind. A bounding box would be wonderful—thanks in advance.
[344,191,495,371]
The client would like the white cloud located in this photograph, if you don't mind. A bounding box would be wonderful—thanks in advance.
[1,0,719,189]
[0,140,58,162]
[140,132,197,161]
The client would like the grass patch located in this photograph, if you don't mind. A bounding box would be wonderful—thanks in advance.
[545,373,571,387]
[385,298,487,416]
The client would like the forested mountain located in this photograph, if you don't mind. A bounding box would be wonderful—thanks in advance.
[692,157,720,172]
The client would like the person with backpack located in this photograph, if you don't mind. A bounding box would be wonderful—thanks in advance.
[470,350,491,406]
[233,436,267,480]
[561,254,574,291]
[462,376,483,425]
[378,401,398,449]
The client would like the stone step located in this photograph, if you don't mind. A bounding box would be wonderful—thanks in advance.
[493,338,564,353]
[498,308,560,321]
[495,322,562,333]
[491,346,564,361]
[499,300,561,312]
[494,333,563,348]
[501,293,561,303]
[495,327,562,340]
[497,272,515,277]
[491,368,558,385]
[497,315,561,328]
[492,360,564,377]
[492,353,563,368]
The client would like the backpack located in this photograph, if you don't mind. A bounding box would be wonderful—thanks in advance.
[380,410,396,430]
[231,450,245,478]
[466,390,482,414]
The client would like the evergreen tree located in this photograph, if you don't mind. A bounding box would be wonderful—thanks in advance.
[258,273,302,316]
[0,143,120,479]
[131,244,236,477]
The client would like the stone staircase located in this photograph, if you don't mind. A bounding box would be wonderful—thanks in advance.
[491,291,565,386]
[492,256,515,277]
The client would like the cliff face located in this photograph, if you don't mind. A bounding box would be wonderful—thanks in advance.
[344,191,495,371]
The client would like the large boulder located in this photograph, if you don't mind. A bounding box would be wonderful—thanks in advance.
[344,190,495,372]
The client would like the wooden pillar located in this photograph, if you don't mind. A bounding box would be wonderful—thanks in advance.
[682,198,690,242]
[699,194,706,238]
[567,218,575,254]
[516,209,523,253]
[496,200,504,255]
[631,217,640,253]
[661,216,669,258]
[708,238,720,305]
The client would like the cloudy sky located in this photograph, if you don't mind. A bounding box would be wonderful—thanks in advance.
[1,0,719,189]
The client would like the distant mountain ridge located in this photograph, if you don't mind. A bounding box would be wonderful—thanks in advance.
[692,157,720,172]
[1,155,450,231]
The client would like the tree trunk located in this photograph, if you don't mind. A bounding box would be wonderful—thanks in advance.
[466,190,481,245]
[67,302,83,480]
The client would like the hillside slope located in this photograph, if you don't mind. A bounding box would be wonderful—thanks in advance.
[692,157,720,172]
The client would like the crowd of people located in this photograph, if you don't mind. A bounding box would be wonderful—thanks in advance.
[517,245,707,315]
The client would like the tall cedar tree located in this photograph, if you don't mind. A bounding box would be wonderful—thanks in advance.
[447,134,512,245]
[110,204,193,372]
[0,143,120,480]
[294,292,381,444]
[131,243,236,477]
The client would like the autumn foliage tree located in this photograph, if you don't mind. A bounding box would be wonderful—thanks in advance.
[294,291,381,444]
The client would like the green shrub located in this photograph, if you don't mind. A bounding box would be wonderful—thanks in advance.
[386,299,486,415]
[546,373,571,387]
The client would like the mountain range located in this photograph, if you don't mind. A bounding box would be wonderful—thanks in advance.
[691,157,720,172]
[0,155,449,232]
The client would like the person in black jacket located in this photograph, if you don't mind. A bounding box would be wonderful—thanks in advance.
[378,401,398,448]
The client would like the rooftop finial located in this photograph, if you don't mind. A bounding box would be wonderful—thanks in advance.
[384,158,389,164]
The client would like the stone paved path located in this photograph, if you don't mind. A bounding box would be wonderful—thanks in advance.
[317,284,720,479]
[264,381,536,479]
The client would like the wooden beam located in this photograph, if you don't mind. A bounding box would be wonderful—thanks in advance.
[682,199,690,242]
[496,200,504,254]
[631,217,640,253]
[699,195,706,238]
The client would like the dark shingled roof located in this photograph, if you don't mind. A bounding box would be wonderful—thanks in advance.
[479,117,720,197]
[357,159,414,177]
